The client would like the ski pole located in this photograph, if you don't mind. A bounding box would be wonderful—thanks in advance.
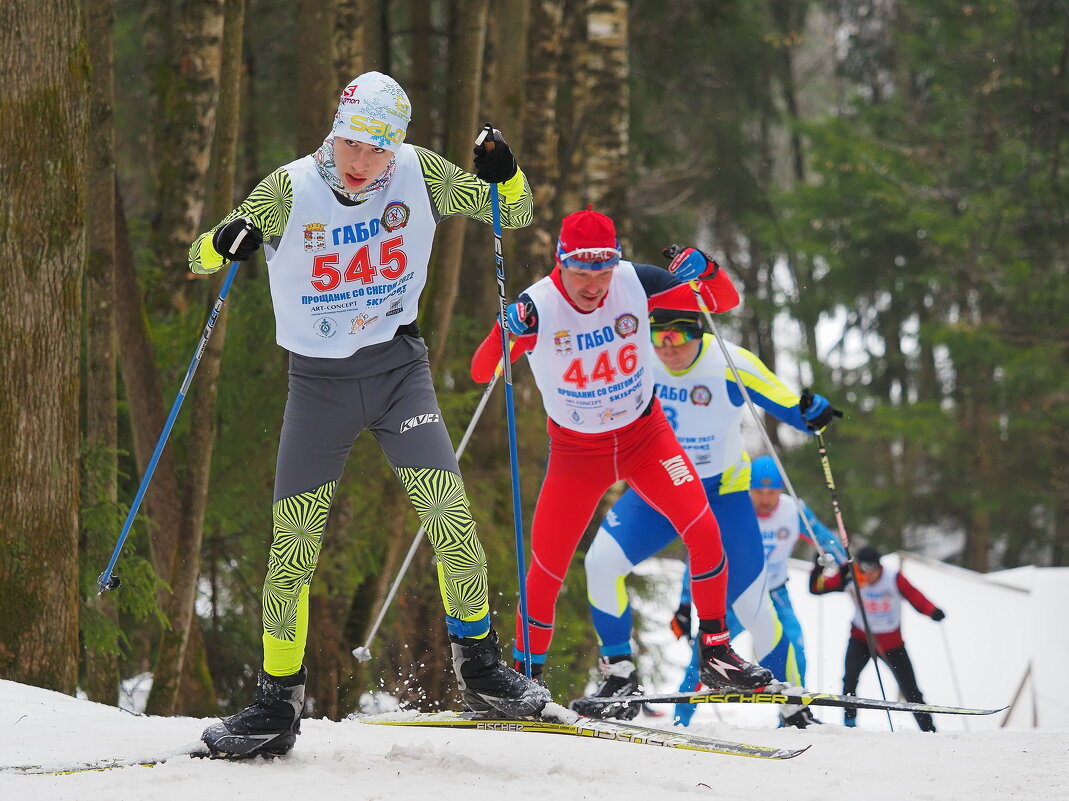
[684,274,892,722]
[813,431,894,728]
[481,123,533,678]
[678,274,831,564]
[939,621,969,731]
[97,261,240,594]
[352,373,501,662]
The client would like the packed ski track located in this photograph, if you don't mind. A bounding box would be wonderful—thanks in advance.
[2,679,1065,801]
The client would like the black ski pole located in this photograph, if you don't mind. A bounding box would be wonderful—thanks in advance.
[813,430,894,730]
[97,261,240,594]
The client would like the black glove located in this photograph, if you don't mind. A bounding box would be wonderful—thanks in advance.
[473,123,518,184]
[931,608,946,622]
[212,217,263,262]
[799,388,843,431]
[670,603,692,641]
[839,562,855,585]
[661,244,719,281]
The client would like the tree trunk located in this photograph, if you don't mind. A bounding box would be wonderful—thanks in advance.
[570,0,629,230]
[407,0,434,148]
[149,0,225,307]
[83,0,121,705]
[147,0,245,717]
[425,0,489,372]
[297,0,336,155]
[360,0,389,73]
[333,0,365,88]
[0,0,87,692]
[514,0,564,289]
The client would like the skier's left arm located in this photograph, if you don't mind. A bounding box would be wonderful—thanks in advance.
[798,501,848,564]
[413,137,533,229]
[634,247,741,315]
[896,573,944,620]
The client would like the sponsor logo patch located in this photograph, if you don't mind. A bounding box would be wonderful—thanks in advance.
[554,330,573,355]
[315,317,338,338]
[614,313,639,338]
[349,313,379,332]
[690,385,712,406]
[381,201,410,232]
[303,222,327,252]
[400,413,441,433]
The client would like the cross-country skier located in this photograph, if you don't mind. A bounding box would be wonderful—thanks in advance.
[810,545,945,731]
[666,453,847,726]
[189,71,549,758]
[470,208,774,701]
[576,310,842,726]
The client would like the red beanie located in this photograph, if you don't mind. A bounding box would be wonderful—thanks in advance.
[556,208,621,270]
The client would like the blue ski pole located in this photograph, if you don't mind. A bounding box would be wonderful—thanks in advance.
[97,261,240,594]
[479,123,533,677]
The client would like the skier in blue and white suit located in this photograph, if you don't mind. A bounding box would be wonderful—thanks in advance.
[581,309,841,727]
[740,455,845,687]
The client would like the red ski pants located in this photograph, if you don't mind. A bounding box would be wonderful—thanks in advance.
[515,401,728,661]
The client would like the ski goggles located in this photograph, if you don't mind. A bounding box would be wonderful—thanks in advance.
[556,243,622,271]
[856,560,880,574]
[650,326,700,348]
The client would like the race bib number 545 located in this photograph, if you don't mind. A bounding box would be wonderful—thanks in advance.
[310,236,406,291]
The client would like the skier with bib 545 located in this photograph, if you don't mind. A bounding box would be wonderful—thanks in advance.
[470,208,774,701]
[190,72,549,758]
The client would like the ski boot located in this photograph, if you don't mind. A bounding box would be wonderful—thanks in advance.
[697,619,774,690]
[779,706,822,728]
[202,667,306,758]
[451,628,550,719]
[569,656,643,720]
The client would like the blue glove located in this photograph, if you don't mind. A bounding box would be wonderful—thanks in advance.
[505,300,536,335]
[799,388,841,431]
[662,245,719,281]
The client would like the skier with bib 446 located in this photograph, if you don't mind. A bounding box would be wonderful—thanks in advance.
[189,72,549,758]
[470,208,773,699]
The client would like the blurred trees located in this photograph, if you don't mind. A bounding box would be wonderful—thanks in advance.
[0,0,1065,715]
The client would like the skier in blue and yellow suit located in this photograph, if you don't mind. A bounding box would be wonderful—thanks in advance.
[578,308,840,727]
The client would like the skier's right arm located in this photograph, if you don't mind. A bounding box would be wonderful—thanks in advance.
[809,557,849,594]
[469,294,539,383]
[188,167,293,275]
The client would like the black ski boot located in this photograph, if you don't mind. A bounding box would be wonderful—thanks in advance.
[451,629,550,719]
[202,667,306,758]
[780,706,822,728]
[569,656,643,720]
[697,619,774,690]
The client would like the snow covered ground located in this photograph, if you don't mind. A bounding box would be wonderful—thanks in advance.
[1,678,1066,801]
[3,553,1067,800]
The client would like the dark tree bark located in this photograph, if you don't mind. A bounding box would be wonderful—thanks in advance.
[425,0,490,372]
[147,0,225,307]
[83,0,121,705]
[297,0,336,155]
[147,0,246,717]
[0,0,88,692]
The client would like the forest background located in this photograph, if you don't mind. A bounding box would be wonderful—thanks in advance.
[2,0,1067,722]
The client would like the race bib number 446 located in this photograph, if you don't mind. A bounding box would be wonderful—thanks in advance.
[562,344,638,389]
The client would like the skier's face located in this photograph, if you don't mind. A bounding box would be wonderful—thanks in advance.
[560,265,614,311]
[333,138,393,191]
[652,331,702,372]
[750,487,782,516]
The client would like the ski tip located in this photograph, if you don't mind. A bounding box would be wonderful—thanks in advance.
[778,744,813,760]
